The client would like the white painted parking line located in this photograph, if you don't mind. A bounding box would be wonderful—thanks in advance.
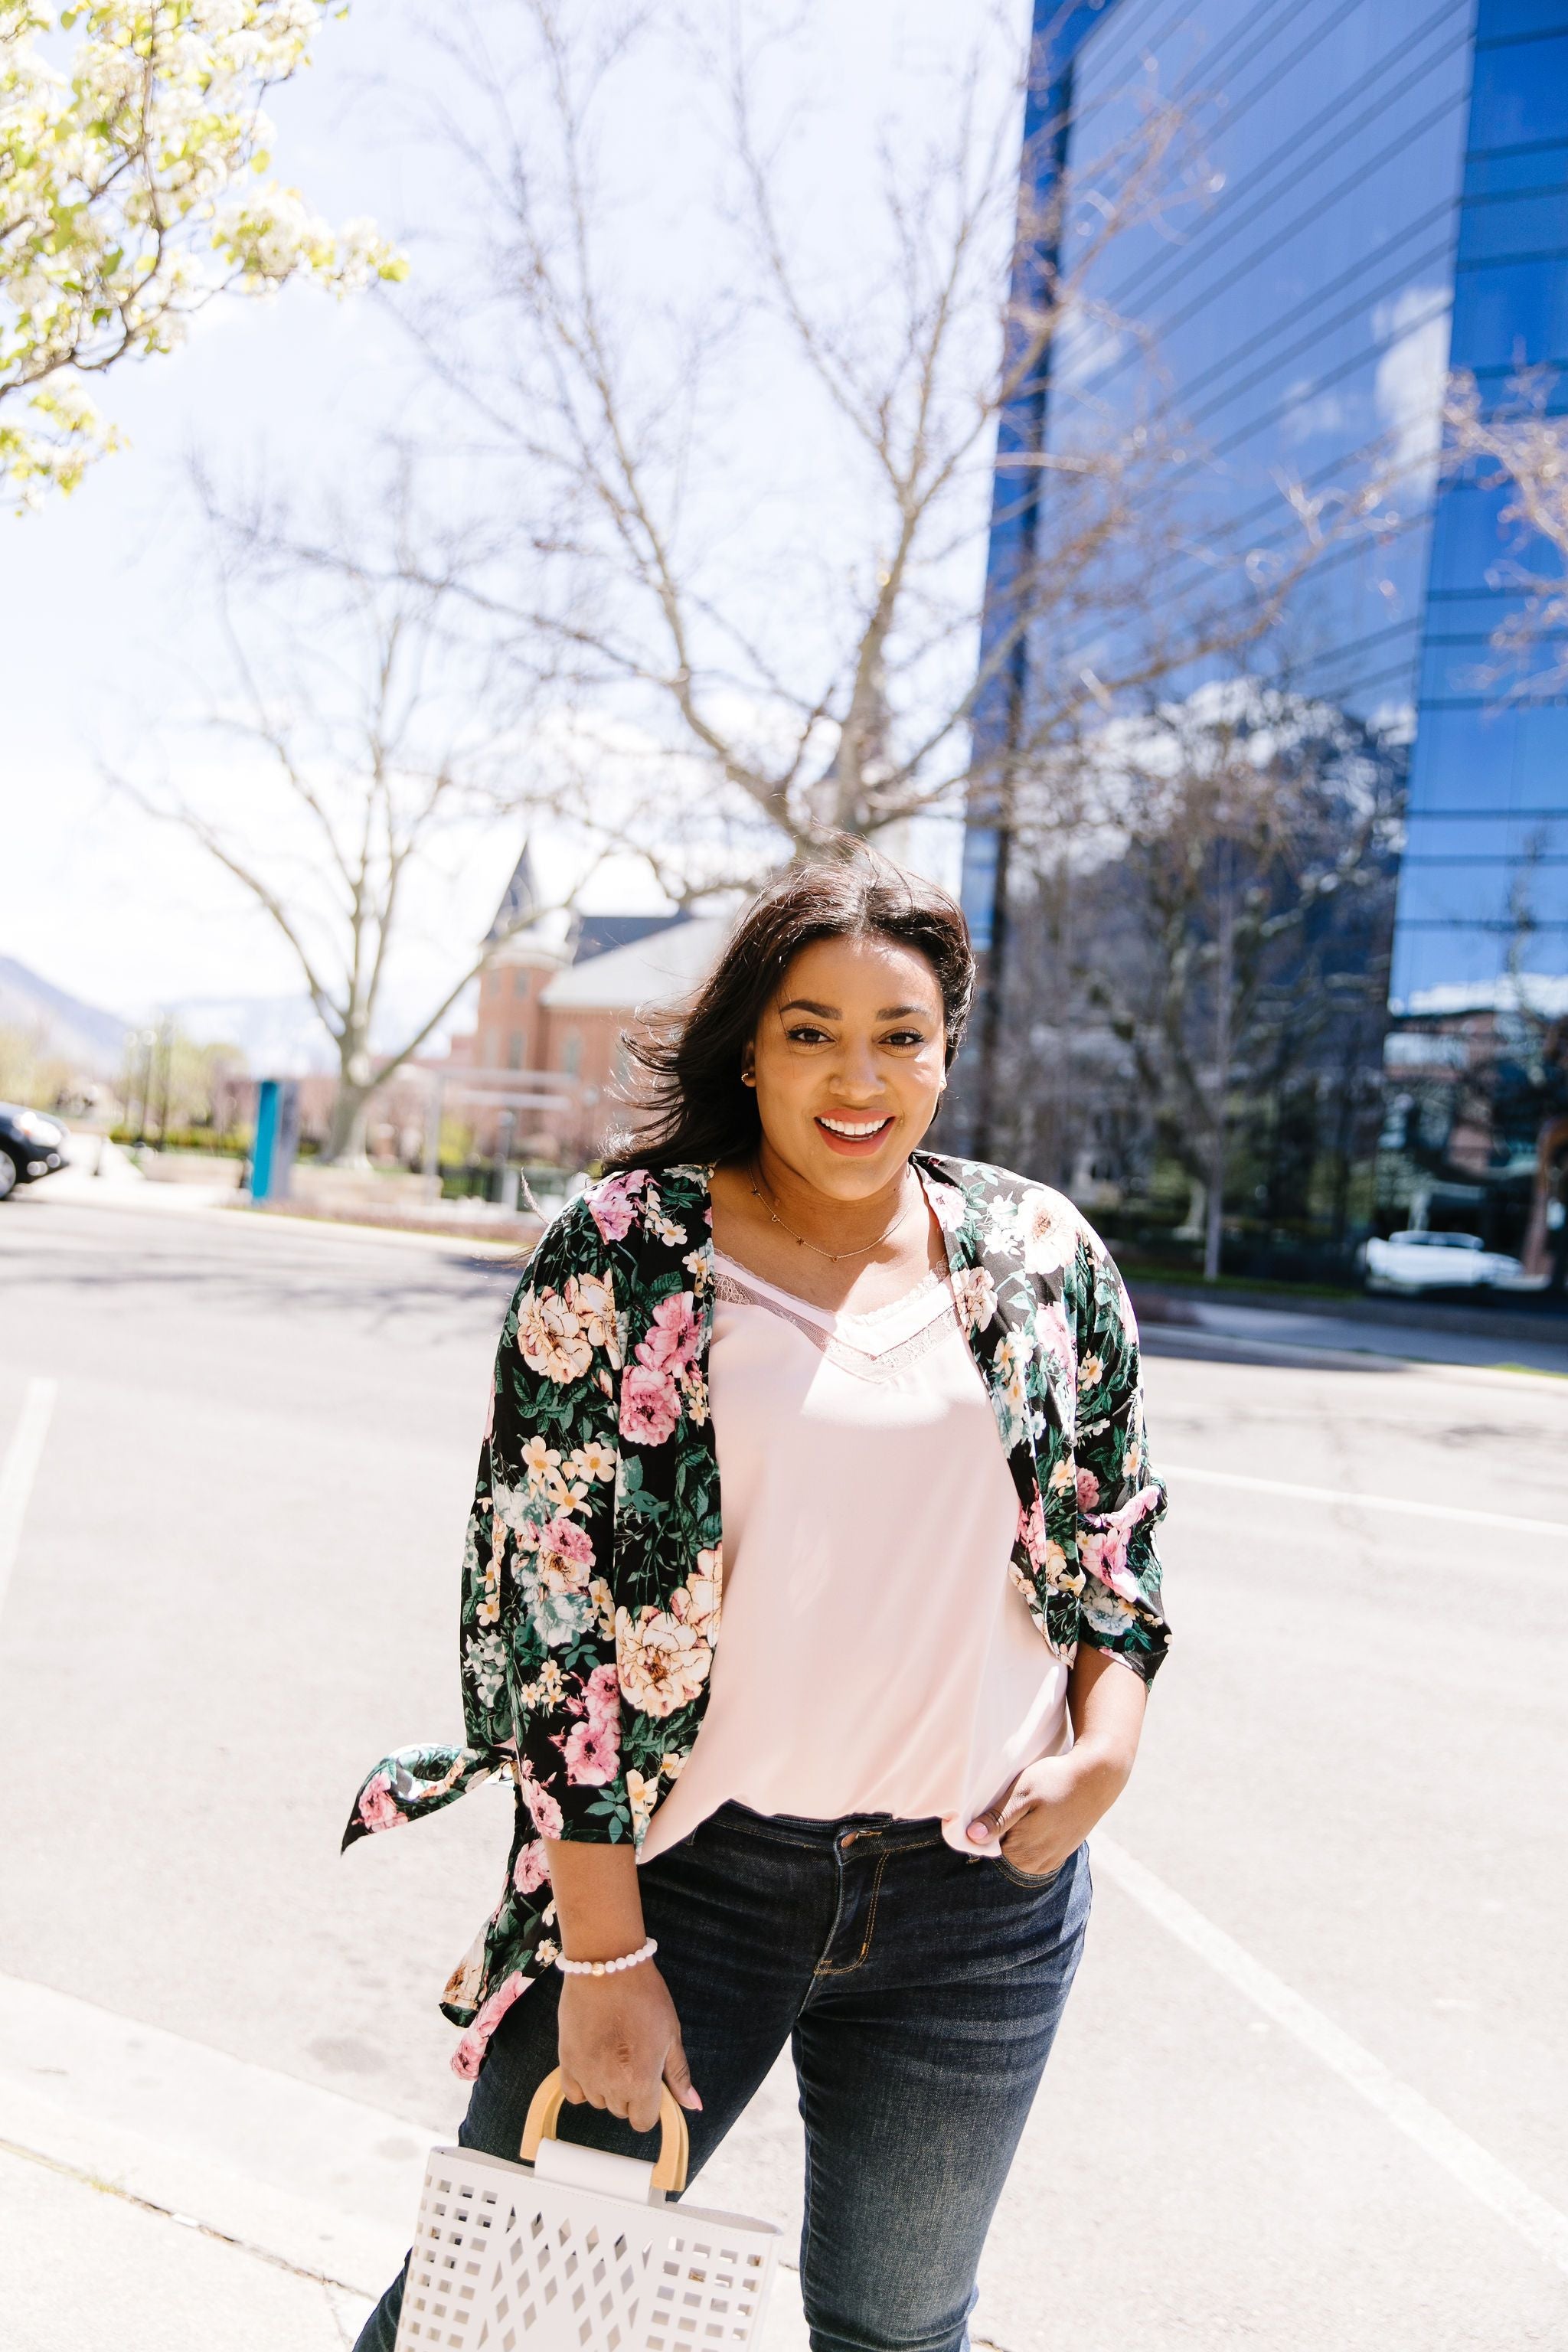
[1092,1833,1568,2276]
[0,1377,57,1620]
[1165,1462,1568,1544]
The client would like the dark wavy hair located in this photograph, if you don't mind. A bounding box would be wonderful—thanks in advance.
[605,840,975,1174]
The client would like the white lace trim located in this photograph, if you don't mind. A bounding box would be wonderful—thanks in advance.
[711,1263,963,1383]
[709,1250,945,1328]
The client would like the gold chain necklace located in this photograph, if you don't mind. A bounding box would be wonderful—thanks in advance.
[748,1160,913,1263]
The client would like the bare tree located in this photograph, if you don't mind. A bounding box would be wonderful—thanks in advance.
[110,455,580,1161]
[363,0,1406,895]
[1443,369,1568,693]
[997,685,1405,1278]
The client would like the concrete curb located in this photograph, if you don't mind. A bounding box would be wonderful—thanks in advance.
[0,1968,441,2297]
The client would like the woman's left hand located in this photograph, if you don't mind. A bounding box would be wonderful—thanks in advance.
[965,1743,1130,1877]
[969,1648,1149,1875]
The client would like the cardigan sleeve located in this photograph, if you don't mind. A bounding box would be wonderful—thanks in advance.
[464,1196,635,1842]
[1070,1244,1170,1683]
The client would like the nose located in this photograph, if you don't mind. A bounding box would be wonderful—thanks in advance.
[830,1035,883,1100]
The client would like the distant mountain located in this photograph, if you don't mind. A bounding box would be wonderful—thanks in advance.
[0,956,129,1073]
[0,962,474,1080]
[168,993,330,1073]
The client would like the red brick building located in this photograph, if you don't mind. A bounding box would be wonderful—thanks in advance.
[439,849,729,1165]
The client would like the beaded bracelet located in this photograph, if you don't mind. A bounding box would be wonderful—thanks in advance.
[555,1936,658,1979]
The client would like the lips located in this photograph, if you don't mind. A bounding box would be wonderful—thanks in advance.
[815,1114,893,1155]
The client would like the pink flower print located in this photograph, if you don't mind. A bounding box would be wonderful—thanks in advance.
[513,1838,550,1896]
[588,1170,645,1243]
[537,1513,594,1592]
[358,1772,405,1834]
[620,1363,681,1446]
[450,1970,529,2079]
[638,1290,701,1375]
[1075,1466,1101,1511]
[951,1265,998,1332]
[475,1974,528,2037]
[518,1767,564,1841]
[1036,1300,1075,1380]
[559,1661,622,1785]
[1078,1526,1135,1599]
[1018,1494,1048,1570]
[561,1714,620,1785]
[925,1176,967,1233]
[581,1661,621,1732]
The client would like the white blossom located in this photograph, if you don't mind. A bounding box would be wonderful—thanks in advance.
[0,1,404,503]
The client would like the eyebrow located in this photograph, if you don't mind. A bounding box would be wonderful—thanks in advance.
[777,998,932,1021]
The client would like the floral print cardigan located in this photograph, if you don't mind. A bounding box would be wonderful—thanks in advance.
[345,1152,1168,2076]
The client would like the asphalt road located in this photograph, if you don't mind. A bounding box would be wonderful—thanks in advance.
[2,1190,1566,2350]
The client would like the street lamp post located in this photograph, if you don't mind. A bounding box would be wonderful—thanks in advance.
[495,1108,517,1208]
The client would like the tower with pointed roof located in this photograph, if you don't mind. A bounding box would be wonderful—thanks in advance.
[485,841,539,946]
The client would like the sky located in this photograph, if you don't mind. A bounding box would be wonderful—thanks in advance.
[2,2,1024,1055]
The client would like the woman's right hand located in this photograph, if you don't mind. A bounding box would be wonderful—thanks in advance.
[557,1964,702,2134]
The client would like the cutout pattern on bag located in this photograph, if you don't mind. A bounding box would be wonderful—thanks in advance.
[395,2149,778,2352]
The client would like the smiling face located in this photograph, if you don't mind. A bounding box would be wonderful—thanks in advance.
[747,931,949,1201]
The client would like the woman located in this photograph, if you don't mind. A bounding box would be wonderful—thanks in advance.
[348,845,1168,2352]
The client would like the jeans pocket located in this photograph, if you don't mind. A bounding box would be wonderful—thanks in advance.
[989,1849,1070,1892]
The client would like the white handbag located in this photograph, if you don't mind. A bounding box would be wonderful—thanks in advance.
[394,2066,782,2352]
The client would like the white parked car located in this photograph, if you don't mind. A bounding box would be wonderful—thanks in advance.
[1362,1230,1527,1294]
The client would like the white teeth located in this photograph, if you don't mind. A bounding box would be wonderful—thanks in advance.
[819,1117,887,1137]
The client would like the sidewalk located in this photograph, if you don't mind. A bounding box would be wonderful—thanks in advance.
[0,1968,812,2352]
[44,1129,550,1247]
[1134,1289,1568,1378]
[0,2148,370,2352]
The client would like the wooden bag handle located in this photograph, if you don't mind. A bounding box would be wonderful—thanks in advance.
[521,2066,690,2195]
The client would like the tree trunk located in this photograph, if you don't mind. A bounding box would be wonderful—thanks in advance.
[1174,1174,1207,1242]
[1204,871,1235,1283]
[1203,1131,1225,1281]
[322,1076,374,1166]
[967,818,1013,1163]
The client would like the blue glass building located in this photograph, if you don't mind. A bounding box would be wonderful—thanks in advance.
[965,1,1568,1269]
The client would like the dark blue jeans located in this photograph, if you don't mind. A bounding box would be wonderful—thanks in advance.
[354,1802,1090,2352]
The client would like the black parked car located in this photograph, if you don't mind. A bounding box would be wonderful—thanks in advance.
[0,1103,70,1200]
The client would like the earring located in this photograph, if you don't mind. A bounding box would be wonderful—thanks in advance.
[741,1067,756,1087]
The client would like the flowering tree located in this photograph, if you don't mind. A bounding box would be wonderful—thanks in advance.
[0,0,403,505]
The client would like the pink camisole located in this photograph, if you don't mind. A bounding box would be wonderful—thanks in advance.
[638,1250,1070,1862]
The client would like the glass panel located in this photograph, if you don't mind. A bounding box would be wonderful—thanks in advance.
[1450,253,1568,363]
[1405,706,1517,809]
[1469,31,1568,148]
[1457,186,1568,259]
[1479,4,1568,41]
[1401,812,1517,861]
[1056,0,1471,725]
[1497,700,1568,796]
[1425,472,1527,587]
[1418,632,1503,698]
[1395,862,1527,926]
[1464,136,1568,196]
[1391,920,1519,1005]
